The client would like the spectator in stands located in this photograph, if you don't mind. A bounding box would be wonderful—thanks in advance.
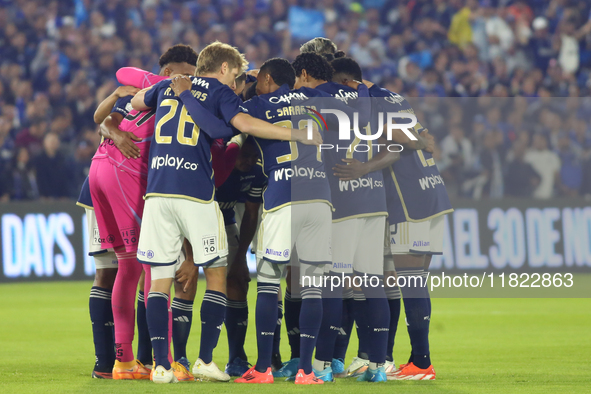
[6,146,39,201]
[530,17,556,72]
[15,117,47,158]
[1,0,591,201]
[556,132,583,197]
[479,130,505,199]
[34,132,73,200]
[524,133,561,199]
[505,140,541,197]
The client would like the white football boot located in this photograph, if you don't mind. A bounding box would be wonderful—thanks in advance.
[345,356,369,378]
[151,365,179,384]
[192,358,230,382]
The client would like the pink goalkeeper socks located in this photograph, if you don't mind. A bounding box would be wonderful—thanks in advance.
[112,248,143,363]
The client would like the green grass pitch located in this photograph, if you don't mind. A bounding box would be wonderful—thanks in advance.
[1,280,590,393]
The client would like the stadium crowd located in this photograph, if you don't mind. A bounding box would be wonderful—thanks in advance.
[0,0,590,201]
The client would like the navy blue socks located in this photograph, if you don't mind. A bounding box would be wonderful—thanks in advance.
[255,283,280,372]
[136,291,152,366]
[147,292,170,370]
[89,287,115,370]
[315,283,343,364]
[171,297,193,361]
[333,288,354,360]
[385,286,401,362]
[398,268,431,369]
[273,300,283,357]
[297,287,323,375]
[284,289,302,359]
[226,300,249,361]
[361,278,390,366]
[199,290,227,364]
[352,290,369,359]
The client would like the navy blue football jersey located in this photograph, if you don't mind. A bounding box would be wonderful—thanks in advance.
[315,82,388,221]
[76,176,93,209]
[143,77,241,202]
[240,84,333,212]
[369,85,453,223]
[216,162,266,225]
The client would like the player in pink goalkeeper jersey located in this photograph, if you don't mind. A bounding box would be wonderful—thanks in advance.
[89,44,200,380]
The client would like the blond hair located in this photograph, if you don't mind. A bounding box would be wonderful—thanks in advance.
[196,41,248,75]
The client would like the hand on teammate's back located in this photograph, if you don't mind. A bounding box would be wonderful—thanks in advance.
[422,129,435,153]
[296,122,323,146]
[111,128,141,159]
[170,75,193,96]
[115,85,140,98]
[333,158,367,181]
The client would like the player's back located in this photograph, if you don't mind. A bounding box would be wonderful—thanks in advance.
[241,84,331,211]
[316,81,388,221]
[143,76,240,202]
[369,85,453,222]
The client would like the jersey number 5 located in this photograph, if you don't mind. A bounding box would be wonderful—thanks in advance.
[154,99,199,146]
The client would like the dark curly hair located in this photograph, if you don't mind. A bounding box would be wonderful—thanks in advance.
[259,58,296,89]
[321,50,346,62]
[292,52,333,82]
[331,57,363,82]
[159,44,198,68]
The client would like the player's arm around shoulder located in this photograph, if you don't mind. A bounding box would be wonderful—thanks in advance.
[94,85,139,124]
[131,87,153,111]
[131,79,169,111]
[229,112,323,146]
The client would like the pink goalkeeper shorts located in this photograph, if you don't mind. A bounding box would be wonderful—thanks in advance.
[89,157,147,253]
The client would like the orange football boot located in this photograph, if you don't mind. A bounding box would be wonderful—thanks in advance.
[389,362,435,380]
[112,360,151,380]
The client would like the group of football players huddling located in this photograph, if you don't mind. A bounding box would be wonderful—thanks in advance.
[78,36,452,384]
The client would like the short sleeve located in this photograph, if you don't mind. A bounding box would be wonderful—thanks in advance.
[144,80,169,108]
[112,96,132,117]
[215,86,243,124]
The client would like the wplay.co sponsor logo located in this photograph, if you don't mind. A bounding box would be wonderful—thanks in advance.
[151,154,199,171]
[338,177,383,192]
[273,165,326,182]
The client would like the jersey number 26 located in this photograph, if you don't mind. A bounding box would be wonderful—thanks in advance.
[154,99,199,146]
